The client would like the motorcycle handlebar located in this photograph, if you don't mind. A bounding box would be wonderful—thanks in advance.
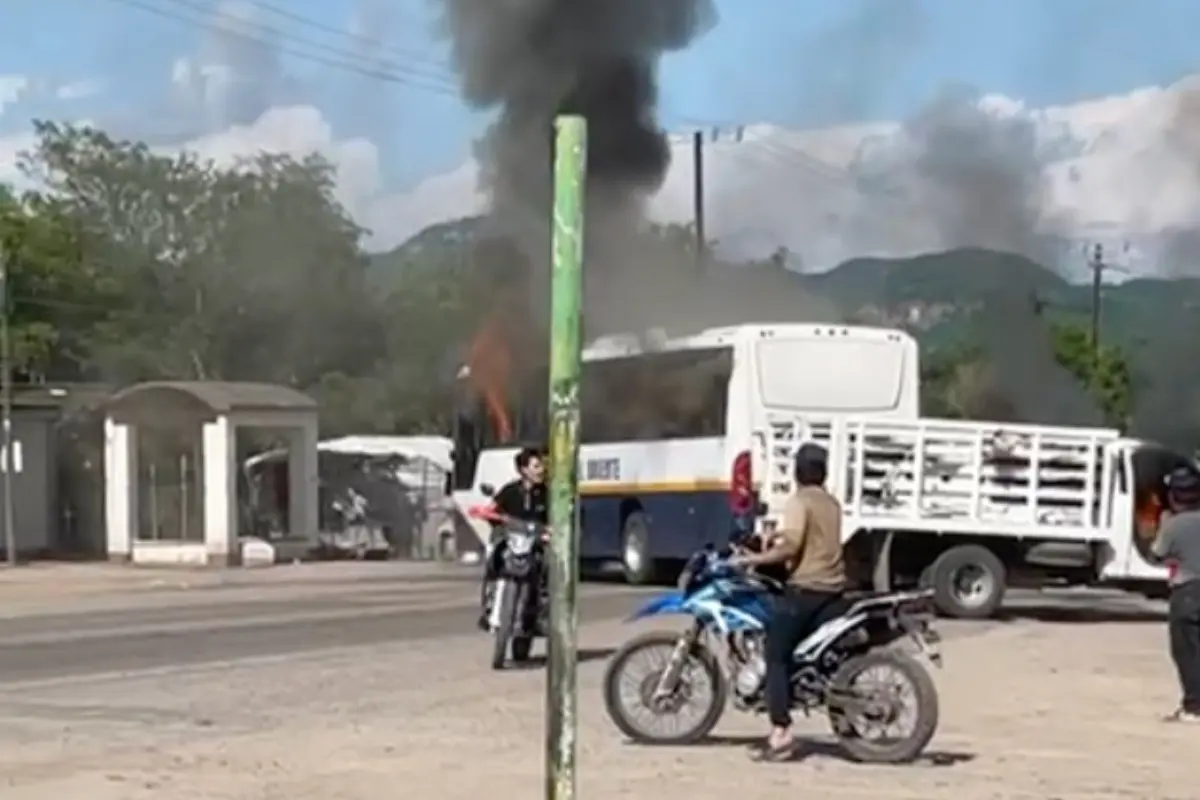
[468,506,552,541]
[699,550,786,592]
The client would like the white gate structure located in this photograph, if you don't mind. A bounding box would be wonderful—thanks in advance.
[104,381,319,566]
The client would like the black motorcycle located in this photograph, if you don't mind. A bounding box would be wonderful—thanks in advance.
[478,508,549,669]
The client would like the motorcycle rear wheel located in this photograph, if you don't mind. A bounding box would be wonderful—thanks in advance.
[602,630,726,745]
[826,651,939,764]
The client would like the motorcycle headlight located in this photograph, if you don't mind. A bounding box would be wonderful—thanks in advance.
[507,533,534,556]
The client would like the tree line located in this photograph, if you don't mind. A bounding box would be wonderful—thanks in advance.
[0,121,487,435]
[0,121,1135,439]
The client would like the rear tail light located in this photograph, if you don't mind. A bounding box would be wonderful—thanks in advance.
[729,450,754,514]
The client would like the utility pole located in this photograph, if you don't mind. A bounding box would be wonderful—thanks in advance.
[1,250,14,567]
[1088,242,1104,364]
[692,129,705,271]
[545,114,586,800]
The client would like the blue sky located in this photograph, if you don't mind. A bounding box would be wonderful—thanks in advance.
[2,0,1199,189]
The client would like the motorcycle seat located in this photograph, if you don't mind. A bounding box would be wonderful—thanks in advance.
[843,588,933,615]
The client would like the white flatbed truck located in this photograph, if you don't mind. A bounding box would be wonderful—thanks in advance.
[757,414,1192,619]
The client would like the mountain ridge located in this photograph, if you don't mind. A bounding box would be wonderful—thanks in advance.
[376,219,1200,445]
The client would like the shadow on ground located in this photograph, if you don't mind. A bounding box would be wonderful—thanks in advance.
[514,647,616,670]
[993,604,1166,624]
[631,733,976,766]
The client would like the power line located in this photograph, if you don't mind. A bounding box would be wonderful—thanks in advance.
[163,0,459,88]
[667,111,935,244]
[670,115,845,179]
[241,0,459,85]
[107,0,462,98]
[160,0,461,92]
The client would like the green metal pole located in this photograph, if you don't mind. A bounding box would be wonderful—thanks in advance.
[545,114,586,800]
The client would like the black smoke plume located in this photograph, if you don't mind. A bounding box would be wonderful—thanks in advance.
[433,0,718,333]
[1161,77,1200,276]
[847,86,1065,267]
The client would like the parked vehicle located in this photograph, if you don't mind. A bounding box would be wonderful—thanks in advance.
[757,415,1192,618]
[601,548,943,764]
[448,319,1194,616]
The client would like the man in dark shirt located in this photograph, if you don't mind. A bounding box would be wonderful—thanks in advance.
[492,448,548,525]
[1153,466,1200,723]
[478,447,548,629]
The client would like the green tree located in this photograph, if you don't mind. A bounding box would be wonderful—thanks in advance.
[19,121,388,430]
[920,342,1014,420]
[0,184,108,381]
[1049,322,1134,428]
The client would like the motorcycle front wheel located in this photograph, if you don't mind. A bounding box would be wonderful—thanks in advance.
[602,629,726,745]
[826,650,939,764]
[490,580,517,670]
[511,583,535,664]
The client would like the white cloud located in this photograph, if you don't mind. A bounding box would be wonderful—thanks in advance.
[364,74,1200,265]
[0,99,480,251]
[55,78,105,101]
[183,105,383,218]
[1,75,1199,269]
[179,105,486,251]
[0,75,35,193]
[0,75,29,116]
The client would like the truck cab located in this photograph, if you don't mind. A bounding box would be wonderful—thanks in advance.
[1105,439,1198,584]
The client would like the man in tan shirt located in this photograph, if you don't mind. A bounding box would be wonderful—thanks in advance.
[731,443,846,760]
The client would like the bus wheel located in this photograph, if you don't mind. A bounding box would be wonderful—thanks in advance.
[621,512,655,585]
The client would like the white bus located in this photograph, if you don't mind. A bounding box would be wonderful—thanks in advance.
[449,323,920,582]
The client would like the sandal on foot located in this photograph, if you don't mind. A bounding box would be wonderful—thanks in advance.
[750,741,795,762]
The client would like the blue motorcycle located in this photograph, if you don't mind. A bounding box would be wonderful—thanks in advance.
[601,548,944,763]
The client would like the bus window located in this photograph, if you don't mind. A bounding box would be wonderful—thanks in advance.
[451,409,482,490]
[755,337,908,413]
[514,385,548,442]
[581,347,732,443]
[451,371,549,490]
[451,345,733,484]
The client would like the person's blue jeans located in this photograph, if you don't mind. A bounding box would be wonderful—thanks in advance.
[763,588,841,728]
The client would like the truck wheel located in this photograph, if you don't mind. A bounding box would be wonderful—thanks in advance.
[620,511,655,585]
[928,545,1006,620]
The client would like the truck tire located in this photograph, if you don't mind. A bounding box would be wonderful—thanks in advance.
[928,545,1006,620]
[620,511,655,585]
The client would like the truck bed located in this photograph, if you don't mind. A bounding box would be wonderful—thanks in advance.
[761,414,1122,541]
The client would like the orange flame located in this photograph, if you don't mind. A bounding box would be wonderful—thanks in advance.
[466,314,513,442]
[1135,492,1163,544]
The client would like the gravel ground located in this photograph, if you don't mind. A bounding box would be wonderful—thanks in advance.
[0,609,1193,800]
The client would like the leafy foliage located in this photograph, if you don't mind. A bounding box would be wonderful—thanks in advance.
[1048,323,1134,428]
[0,120,1192,447]
[920,343,1014,421]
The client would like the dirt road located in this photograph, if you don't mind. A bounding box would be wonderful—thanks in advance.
[0,592,1191,800]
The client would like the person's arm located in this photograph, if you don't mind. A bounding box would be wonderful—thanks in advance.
[491,483,520,518]
[1149,517,1178,565]
[737,497,807,569]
